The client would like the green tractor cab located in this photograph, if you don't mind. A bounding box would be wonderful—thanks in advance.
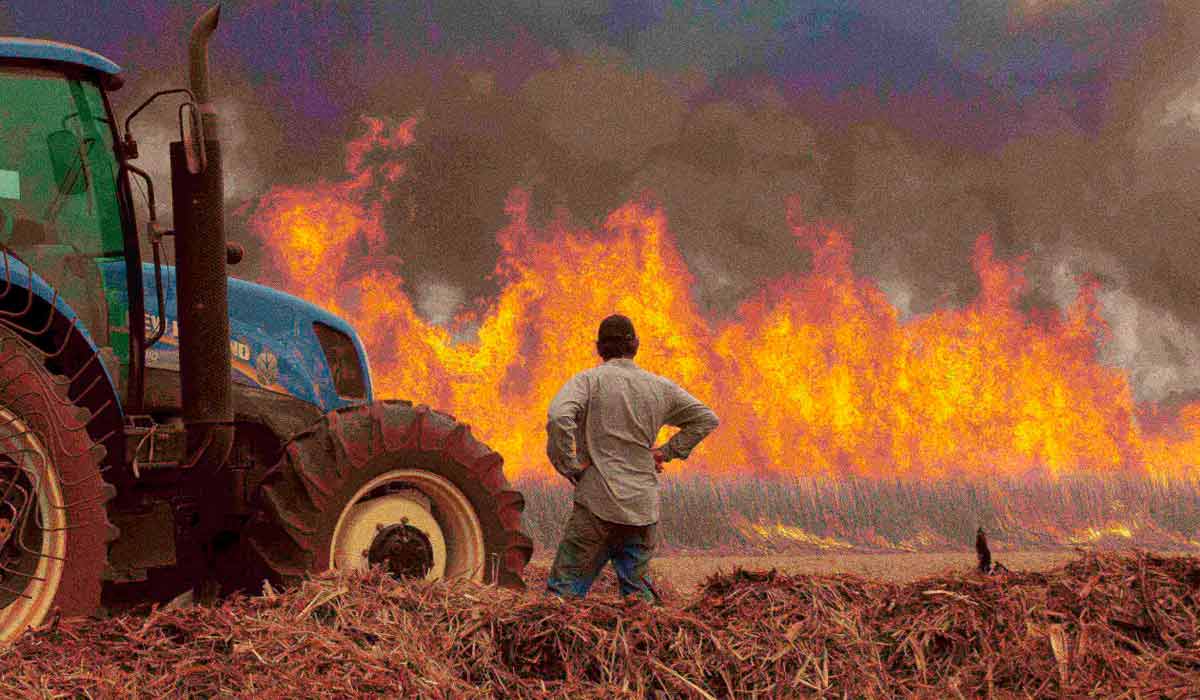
[0,7,531,639]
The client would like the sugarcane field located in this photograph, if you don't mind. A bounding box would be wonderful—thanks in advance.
[6,1,1200,698]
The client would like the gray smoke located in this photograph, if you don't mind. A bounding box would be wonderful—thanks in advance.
[112,62,295,283]
[89,1,1200,405]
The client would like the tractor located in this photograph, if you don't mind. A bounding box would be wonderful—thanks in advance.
[0,5,533,639]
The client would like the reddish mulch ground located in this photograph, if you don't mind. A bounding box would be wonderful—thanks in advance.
[1,550,1197,698]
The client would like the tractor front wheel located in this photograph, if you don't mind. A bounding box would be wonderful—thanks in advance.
[248,401,533,588]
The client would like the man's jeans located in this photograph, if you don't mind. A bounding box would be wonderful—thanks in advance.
[547,502,657,602]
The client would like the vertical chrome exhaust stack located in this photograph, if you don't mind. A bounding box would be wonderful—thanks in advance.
[189,5,219,102]
[171,2,233,470]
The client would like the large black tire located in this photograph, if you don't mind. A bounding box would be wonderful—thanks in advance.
[0,331,115,641]
[247,401,534,588]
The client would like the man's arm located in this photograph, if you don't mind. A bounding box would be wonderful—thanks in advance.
[658,382,719,463]
[546,373,589,483]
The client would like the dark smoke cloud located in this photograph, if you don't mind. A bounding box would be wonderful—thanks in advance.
[931,0,1200,402]
[9,1,1200,401]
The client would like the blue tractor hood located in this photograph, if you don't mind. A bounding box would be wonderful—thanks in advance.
[100,261,373,412]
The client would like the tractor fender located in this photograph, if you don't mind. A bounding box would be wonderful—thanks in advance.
[0,252,120,395]
[0,251,126,460]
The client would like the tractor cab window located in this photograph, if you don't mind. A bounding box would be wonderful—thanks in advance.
[0,65,126,356]
[0,65,124,259]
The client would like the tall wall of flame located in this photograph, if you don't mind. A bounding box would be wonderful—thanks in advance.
[248,118,1200,482]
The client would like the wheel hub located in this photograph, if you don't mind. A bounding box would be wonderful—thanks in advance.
[0,479,29,555]
[331,490,449,581]
[367,522,434,579]
[0,406,66,637]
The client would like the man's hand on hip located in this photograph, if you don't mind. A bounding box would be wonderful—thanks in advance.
[651,447,667,473]
[564,458,592,485]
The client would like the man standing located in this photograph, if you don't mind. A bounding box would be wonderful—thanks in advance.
[545,314,719,602]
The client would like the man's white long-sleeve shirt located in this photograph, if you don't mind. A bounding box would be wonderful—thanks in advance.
[546,357,719,526]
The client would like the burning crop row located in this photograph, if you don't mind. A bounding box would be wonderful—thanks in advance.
[519,473,1200,554]
[248,118,1200,482]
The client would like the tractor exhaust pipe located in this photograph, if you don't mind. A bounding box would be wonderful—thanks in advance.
[171,2,233,470]
[189,4,220,108]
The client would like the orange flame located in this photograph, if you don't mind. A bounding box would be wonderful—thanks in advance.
[246,119,1200,482]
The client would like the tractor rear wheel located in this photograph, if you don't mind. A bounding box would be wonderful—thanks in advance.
[0,331,114,641]
[248,401,533,588]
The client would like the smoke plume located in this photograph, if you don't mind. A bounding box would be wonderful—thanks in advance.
[15,0,1200,403]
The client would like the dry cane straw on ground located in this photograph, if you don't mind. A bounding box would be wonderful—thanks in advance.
[0,550,1197,699]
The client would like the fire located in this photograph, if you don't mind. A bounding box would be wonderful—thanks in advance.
[737,519,854,551]
[706,222,1139,480]
[1068,522,1135,545]
[247,118,1200,482]
[251,116,416,306]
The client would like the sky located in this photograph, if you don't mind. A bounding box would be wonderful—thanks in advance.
[3,1,1151,142]
[6,1,1200,402]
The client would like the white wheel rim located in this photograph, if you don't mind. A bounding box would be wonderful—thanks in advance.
[329,469,486,582]
[0,407,66,642]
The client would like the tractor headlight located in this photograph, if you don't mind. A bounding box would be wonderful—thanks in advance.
[313,322,366,399]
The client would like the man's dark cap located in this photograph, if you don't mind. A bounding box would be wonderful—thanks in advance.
[597,314,637,341]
